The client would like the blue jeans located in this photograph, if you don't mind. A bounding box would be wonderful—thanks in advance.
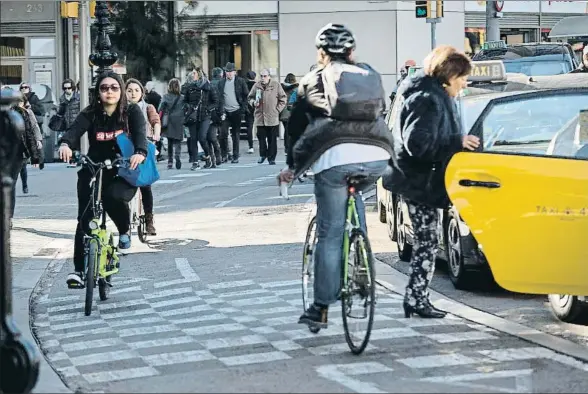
[313,160,389,306]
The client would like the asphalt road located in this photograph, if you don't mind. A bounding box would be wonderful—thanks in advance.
[11,140,588,393]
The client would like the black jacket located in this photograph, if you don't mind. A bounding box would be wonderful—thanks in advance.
[59,103,148,163]
[145,90,162,110]
[25,91,45,123]
[286,64,393,176]
[182,79,219,122]
[14,106,41,163]
[58,92,81,130]
[217,76,249,114]
[383,71,463,209]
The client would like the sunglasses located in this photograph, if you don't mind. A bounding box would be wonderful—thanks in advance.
[63,86,73,91]
[20,86,30,90]
[99,84,120,93]
[260,74,269,78]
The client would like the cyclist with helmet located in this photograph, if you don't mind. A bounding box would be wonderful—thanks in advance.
[279,23,394,328]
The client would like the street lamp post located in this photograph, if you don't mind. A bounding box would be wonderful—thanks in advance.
[89,0,118,93]
[0,90,41,394]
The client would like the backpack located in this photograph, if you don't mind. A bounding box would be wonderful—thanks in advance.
[321,62,385,121]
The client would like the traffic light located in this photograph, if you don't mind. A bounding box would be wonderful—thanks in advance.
[415,1,432,19]
[436,0,444,18]
[60,1,96,18]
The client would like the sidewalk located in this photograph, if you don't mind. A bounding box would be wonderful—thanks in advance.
[374,259,588,364]
[10,227,72,393]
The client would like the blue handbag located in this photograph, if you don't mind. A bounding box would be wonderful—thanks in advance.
[116,132,160,187]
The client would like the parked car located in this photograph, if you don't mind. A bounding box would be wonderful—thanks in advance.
[377,61,588,323]
[472,41,579,76]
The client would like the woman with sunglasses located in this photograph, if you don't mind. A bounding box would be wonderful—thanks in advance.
[125,78,161,236]
[58,71,147,288]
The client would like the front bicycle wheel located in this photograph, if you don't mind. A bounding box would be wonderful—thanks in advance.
[341,229,376,355]
[84,239,99,316]
[137,193,148,244]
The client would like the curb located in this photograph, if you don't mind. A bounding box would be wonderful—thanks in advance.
[374,258,588,364]
[18,243,74,394]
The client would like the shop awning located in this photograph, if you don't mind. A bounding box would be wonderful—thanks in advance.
[548,16,588,38]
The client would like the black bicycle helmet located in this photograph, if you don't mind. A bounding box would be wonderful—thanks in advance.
[315,23,356,55]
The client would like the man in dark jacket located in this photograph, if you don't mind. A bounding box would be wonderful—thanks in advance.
[55,78,81,167]
[571,46,588,74]
[279,24,392,329]
[218,62,249,163]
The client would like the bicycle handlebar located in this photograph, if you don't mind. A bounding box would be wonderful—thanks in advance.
[78,154,129,170]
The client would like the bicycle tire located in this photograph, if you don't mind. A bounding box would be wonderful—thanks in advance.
[84,239,99,316]
[137,192,148,244]
[99,236,114,301]
[301,216,317,312]
[341,229,376,355]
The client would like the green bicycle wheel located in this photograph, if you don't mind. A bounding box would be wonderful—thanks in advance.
[84,239,99,316]
[341,229,376,355]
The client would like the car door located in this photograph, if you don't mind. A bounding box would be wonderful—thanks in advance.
[445,89,588,295]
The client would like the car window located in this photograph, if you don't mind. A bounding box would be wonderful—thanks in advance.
[503,60,570,76]
[459,96,493,134]
[481,93,588,159]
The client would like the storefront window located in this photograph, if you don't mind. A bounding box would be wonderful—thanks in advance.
[0,37,25,57]
[253,31,278,79]
[30,37,55,57]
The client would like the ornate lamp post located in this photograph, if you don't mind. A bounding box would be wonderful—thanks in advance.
[0,90,40,394]
[89,0,118,80]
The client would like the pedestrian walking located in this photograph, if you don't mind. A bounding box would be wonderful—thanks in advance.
[159,78,185,170]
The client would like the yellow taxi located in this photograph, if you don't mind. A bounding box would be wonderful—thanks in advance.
[377,61,588,322]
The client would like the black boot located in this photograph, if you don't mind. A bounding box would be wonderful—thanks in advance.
[298,303,329,329]
[403,302,446,319]
[203,156,213,169]
[145,213,157,236]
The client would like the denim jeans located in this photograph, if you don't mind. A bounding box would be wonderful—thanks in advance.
[313,160,389,306]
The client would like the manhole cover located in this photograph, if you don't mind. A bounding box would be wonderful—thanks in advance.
[33,248,58,257]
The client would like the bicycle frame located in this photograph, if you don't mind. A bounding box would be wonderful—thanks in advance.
[342,190,372,289]
[84,166,119,280]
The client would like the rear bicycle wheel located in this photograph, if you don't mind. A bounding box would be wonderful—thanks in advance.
[84,239,99,316]
[341,229,376,355]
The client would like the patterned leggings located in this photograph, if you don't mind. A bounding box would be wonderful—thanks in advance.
[404,200,439,308]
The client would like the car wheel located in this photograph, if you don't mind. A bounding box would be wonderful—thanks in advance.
[446,211,473,290]
[377,190,386,224]
[386,193,396,242]
[395,197,412,262]
[548,294,588,324]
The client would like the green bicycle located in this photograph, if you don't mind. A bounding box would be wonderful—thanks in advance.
[75,154,124,316]
[301,175,376,355]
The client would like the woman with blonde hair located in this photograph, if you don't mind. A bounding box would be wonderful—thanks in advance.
[386,45,480,318]
[125,78,161,236]
[159,78,185,169]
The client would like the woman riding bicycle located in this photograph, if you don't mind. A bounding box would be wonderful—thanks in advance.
[278,23,393,328]
[125,78,161,236]
[58,71,148,288]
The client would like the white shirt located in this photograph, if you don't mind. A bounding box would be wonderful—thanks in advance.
[311,144,390,174]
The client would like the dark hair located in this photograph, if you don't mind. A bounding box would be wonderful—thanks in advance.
[62,78,75,89]
[125,78,145,96]
[284,73,296,84]
[92,71,127,124]
[168,78,181,95]
[424,45,472,86]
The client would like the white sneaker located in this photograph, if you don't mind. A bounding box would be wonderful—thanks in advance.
[248,148,254,154]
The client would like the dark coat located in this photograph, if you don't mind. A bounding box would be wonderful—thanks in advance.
[158,93,184,140]
[14,106,41,163]
[58,92,81,130]
[182,79,219,122]
[286,64,393,177]
[383,71,464,209]
[145,90,162,110]
[217,76,249,114]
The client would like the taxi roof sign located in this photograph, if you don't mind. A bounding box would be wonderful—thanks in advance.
[468,60,507,83]
[481,40,507,50]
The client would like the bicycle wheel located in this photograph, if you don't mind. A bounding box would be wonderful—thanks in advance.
[341,229,376,355]
[99,236,114,301]
[84,239,99,316]
[137,193,148,244]
[301,216,320,334]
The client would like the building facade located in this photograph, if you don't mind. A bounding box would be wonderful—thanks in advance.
[465,0,588,54]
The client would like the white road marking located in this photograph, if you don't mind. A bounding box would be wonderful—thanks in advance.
[208,279,255,289]
[316,364,387,394]
[219,351,291,366]
[127,336,194,349]
[84,367,159,384]
[61,338,122,352]
[397,353,480,368]
[159,304,212,317]
[119,325,178,337]
[183,323,247,336]
[150,296,202,309]
[215,186,273,208]
[144,350,215,367]
[154,179,183,184]
[420,369,534,394]
[70,350,138,367]
[174,257,200,281]
[144,287,194,299]
[200,334,267,350]
[266,193,314,200]
[108,316,165,328]
[427,331,496,343]
[170,173,212,178]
